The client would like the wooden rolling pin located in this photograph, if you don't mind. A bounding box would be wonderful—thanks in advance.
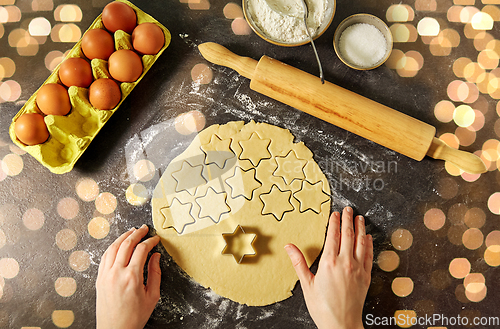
[198,42,487,174]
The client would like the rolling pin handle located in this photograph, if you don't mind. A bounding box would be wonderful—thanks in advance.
[426,137,487,174]
[198,42,258,80]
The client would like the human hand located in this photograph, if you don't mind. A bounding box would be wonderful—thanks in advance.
[96,224,162,329]
[285,207,373,329]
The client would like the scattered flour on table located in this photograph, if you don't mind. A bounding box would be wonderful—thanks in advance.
[247,0,326,42]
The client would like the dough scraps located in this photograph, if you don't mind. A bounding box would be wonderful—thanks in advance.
[152,120,331,306]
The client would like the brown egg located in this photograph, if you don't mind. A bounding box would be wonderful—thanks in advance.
[59,58,93,88]
[89,78,122,110]
[36,83,71,116]
[132,23,165,55]
[14,113,50,145]
[108,49,143,82]
[82,29,115,60]
[102,1,137,34]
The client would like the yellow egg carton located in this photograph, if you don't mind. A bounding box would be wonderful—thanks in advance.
[9,0,171,174]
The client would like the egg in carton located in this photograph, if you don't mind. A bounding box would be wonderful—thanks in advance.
[9,0,171,174]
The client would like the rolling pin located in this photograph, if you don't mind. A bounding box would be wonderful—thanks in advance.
[198,42,487,175]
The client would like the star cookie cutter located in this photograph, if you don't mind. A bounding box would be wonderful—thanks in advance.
[221,225,257,264]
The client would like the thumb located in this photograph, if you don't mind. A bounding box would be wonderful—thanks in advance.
[146,253,162,303]
[285,244,314,287]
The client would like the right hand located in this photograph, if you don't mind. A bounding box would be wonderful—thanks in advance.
[285,207,373,329]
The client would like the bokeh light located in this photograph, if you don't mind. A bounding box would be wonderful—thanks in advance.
[231,17,251,35]
[454,104,476,127]
[68,250,90,272]
[126,183,148,206]
[134,159,156,182]
[175,110,206,135]
[464,273,487,302]
[1,153,23,175]
[22,208,45,231]
[75,178,99,202]
[392,277,414,297]
[386,4,414,22]
[0,57,16,80]
[391,228,413,251]
[44,50,65,71]
[95,192,117,215]
[377,250,400,272]
[462,228,484,250]
[424,208,446,230]
[29,17,51,36]
[449,258,471,279]
[88,217,110,240]
[54,4,82,22]
[488,192,500,214]
[390,24,418,43]
[189,0,210,10]
[439,133,459,149]
[57,198,79,220]
[0,258,19,279]
[471,12,494,30]
[55,229,77,251]
[484,245,500,267]
[393,310,416,328]
[0,80,22,102]
[455,127,476,146]
[191,63,213,84]
[461,6,480,24]
[55,277,76,297]
[464,207,486,228]
[51,310,74,328]
[51,24,81,42]
[223,3,243,19]
[417,17,440,36]
[434,100,455,122]
[486,230,500,247]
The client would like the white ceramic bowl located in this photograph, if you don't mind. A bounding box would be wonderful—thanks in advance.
[243,0,336,47]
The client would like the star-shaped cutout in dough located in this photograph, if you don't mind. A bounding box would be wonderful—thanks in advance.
[294,181,330,213]
[160,198,195,234]
[259,185,294,221]
[273,150,307,184]
[171,161,207,195]
[225,167,261,200]
[201,135,235,169]
[238,133,271,166]
[221,225,257,264]
[195,187,231,224]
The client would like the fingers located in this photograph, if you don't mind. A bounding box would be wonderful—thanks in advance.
[354,215,367,262]
[339,207,355,257]
[129,235,161,271]
[285,244,314,288]
[322,212,340,259]
[115,225,150,267]
[364,234,374,273]
[100,228,136,271]
[146,253,162,302]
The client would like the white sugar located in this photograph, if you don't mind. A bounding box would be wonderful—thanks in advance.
[339,23,387,67]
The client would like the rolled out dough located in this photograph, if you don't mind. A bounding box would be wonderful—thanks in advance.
[152,121,330,306]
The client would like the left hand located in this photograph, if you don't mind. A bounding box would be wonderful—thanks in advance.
[96,224,162,329]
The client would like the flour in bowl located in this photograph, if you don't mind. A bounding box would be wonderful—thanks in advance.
[247,0,327,43]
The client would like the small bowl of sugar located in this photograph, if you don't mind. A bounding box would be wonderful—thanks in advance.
[333,14,393,70]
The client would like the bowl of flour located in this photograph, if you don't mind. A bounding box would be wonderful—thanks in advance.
[243,0,335,46]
